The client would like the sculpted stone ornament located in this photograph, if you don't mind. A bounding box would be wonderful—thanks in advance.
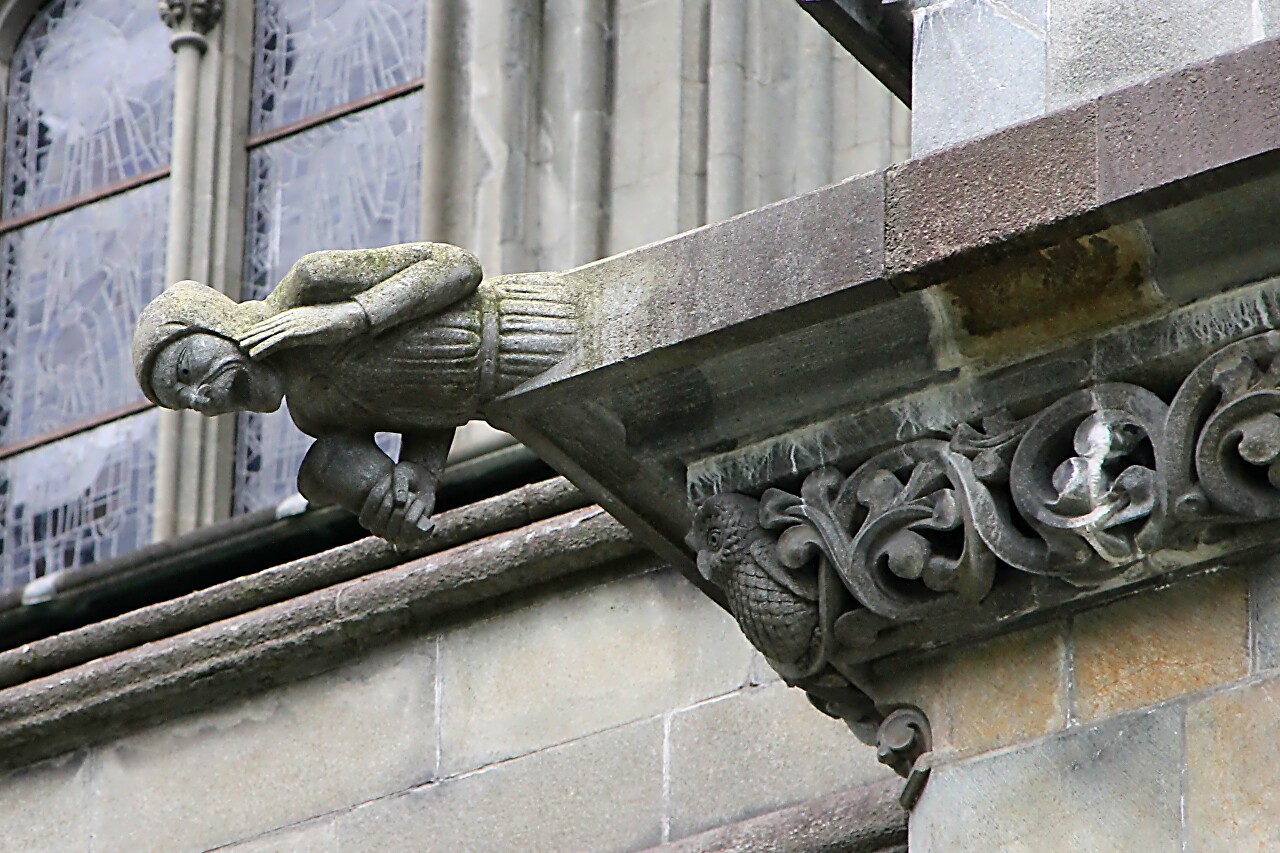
[158,0,223,34]
[133,243,576,545]
[689,329,1280,788]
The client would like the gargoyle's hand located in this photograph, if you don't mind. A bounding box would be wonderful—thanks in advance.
[239,302,368,359]
[358,460,436,546]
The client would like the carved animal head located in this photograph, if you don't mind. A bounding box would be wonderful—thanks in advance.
[686,493,764,586]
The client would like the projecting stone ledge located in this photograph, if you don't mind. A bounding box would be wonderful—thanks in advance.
[485,35,1280,791]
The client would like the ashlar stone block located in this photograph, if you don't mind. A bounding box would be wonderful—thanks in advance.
[438,567,755,775]
[90,640,436,853]
[910,706,1183,852]
[1264,0,1280,36]
[1249,551,1280,671]
[0,751,92,853]
[336,718,663,853]
[912,0,1047,155]
[871,622,1067,756]
[1073,570,1248,722]
[1047,0,1252,109]
[221,819,337,853]
[1186,676,1280,851]
[666,682,890,840]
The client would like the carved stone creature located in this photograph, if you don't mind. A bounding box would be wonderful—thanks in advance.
[686,493,820,669]
[133,242,577,545]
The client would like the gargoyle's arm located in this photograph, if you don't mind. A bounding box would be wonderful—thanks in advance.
[267,242,483,334]
[400,428,454,484]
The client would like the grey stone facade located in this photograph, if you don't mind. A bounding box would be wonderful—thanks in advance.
[909,0,1272,153]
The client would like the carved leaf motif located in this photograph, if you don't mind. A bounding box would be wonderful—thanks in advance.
[690,331,1280,664]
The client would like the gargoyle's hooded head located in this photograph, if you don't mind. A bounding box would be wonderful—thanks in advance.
[133,281,278,414]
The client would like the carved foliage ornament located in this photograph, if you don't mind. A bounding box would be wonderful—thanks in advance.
[688,331,1280,777]
[158,0,223,34]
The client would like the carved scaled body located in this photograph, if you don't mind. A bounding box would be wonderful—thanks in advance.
[688,494,819,668]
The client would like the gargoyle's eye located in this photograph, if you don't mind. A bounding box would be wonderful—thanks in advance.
[707,528,723,549]
[176,347,194,382]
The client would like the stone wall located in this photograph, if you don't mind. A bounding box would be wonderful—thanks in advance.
[864,560,1280,850]
[908,0,1280,154]
[424,0,909,273]
[0,563,893,853]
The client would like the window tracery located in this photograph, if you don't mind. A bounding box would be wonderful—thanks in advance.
[0,0,172,590]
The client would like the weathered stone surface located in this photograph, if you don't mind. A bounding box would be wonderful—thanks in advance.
[1185,676,1280,851]
[871,623,1067,756]
[0,477,589,693]
[609,0,687,252]
[885,102,1097,282]
[1098,37,1280,203]
[0,506,637,776]
[935,225,1156,363]
[90,641,435,853]
[1143,172,1280,307]
[647,777,907,853]
[1264,0,1280,35]
[0,752,91,853]
[911,0,1046,155]
[438,567,754,774]
[1047,0,1252,110]
[667,683,890,840]
[573,171,889,373]
[221,819,337,853]
[1073,570,1248,722]
[1251,553,1280,670]
[910,706,1183,852]
[336,719,663,853]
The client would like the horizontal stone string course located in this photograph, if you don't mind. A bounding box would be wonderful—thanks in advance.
[689,329,1280,774]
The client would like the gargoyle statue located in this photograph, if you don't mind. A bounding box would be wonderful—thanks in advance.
[133,242,577,544]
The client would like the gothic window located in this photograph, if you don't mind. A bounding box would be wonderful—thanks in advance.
[235,0,425,513]
[0,0,173,592]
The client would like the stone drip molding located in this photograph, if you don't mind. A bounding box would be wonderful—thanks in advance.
[688,329,1280,791]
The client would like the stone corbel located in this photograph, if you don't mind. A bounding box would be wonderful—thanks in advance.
[687,329,1280,800]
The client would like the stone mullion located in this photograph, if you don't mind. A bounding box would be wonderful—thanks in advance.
[154,0,230,537]
[420,0,474,250]
[196,0,257,526]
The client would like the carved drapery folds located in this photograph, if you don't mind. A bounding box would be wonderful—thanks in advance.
[688,330,1280,781]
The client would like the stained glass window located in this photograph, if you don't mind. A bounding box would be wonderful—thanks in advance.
[251,0,425,133]
[237,0,424,513]
[0,183,168,441]
[0,411,157,591]
[0,2,172,590]
[4,0,173,217]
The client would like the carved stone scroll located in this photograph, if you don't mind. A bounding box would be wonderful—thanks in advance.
[687,330,1280,781]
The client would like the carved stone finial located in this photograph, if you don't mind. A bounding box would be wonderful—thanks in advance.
[132,243,579,546]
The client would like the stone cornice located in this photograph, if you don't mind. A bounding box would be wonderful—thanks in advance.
[0,501,641,773]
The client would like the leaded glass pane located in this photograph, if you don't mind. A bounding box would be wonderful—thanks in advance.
[4,0,174,217]
[0,409,157,590]
[0,181,168,443]
[236,95,422,512]
[252,0,426,133]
